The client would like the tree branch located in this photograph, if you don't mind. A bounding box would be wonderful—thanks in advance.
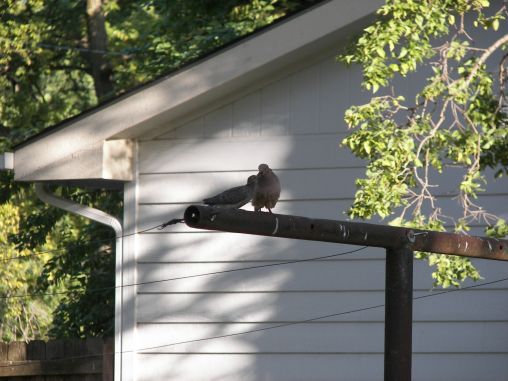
[464,33,508,88]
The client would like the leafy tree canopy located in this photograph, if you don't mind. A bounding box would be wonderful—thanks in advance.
[0,192,55,342]
[340,0,508,287]
[0,0,319,340]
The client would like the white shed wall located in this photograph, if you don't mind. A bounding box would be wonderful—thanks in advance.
[132,52,508,381]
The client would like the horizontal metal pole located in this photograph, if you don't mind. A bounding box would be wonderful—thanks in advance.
[184,205,508,261]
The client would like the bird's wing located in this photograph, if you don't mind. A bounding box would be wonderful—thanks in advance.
[203,184,252,206]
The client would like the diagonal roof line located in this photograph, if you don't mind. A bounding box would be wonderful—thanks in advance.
[14,0,330,150]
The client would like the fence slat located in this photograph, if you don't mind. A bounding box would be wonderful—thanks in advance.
[0,358,102,376]
[7,341,26,361]
[0,343,7,362]
[102,338,114,381]
[27,340,46,361]
[0,338,112,380]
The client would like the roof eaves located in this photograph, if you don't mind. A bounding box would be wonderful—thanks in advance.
[13,0,330,150]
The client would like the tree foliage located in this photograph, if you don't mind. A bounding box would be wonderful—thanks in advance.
[0,190,54,342]
[0,0,319,340]
[10,188,122,339]
[340,0,508,287]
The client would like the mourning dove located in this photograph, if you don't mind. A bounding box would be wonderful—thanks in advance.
[252,163,281,213]
[203,175,257,209]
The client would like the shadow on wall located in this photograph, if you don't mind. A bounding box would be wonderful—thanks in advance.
[130,55,389,381]
[129,44,508,380]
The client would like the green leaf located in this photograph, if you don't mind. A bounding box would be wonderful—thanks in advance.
[339,0,508,288]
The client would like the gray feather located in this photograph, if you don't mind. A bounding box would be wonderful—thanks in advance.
[203,175,257,209]
[252,164,281,213]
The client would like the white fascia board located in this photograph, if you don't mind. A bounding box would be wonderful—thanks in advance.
[0,152,14,170]
[14,139,133,182]
[13,0,380,182]
[114,0,383,139]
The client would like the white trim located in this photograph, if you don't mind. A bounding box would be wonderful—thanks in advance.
[34,184,122,232]
[33,184,125,379]
[119,141,139,381]
[0,152,13,170]
[14,139,134,182]
[12,0,381,183]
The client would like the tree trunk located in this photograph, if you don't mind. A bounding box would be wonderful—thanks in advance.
[86,0,114,101]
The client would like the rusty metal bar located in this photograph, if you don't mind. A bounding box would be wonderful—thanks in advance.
[184,205,508,261]
[183,205,508,381]
[384,245,413,381]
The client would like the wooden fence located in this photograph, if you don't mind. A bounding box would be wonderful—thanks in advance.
[0,338,113,380]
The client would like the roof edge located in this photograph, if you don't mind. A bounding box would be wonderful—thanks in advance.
[14,0,332,150]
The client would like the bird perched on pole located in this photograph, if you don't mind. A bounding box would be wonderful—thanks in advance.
[252,163,281,214]
[203,175,257,209]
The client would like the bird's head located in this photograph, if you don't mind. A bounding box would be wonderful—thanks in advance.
[258,163,270,175]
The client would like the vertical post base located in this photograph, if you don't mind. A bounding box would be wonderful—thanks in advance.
[384,245,413,381]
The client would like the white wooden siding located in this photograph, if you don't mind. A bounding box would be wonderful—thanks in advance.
[133,51,508,381]
[135,354,508,381]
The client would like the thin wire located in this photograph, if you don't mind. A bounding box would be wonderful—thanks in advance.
[135,275,508,353]
[37,42,138,56]
[0,36,143,57]
[0,222,166,262]
[137,304,385,353]
[1,274,507,368]
[2,216,507,360]
[0,246,369,300]
[135,245,369,286]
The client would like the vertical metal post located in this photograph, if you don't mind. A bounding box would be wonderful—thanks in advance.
[384,245,413,381]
